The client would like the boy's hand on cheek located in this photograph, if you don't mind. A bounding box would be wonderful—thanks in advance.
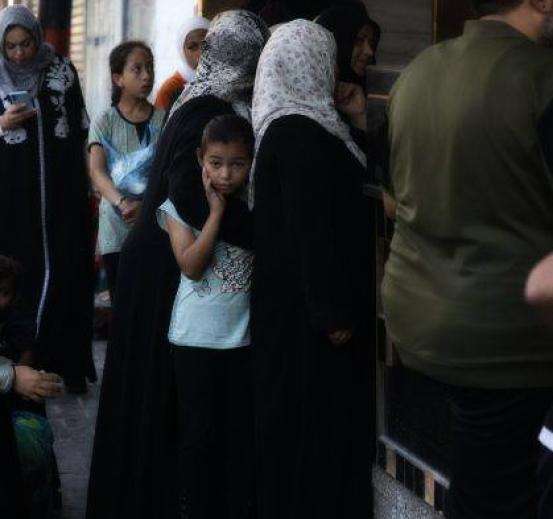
[202,167,227,215]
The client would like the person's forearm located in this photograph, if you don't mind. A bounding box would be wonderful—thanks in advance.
[178,211,223,280]
[90,169,122,206]
[0,356,14,393]
[382,192,397,220]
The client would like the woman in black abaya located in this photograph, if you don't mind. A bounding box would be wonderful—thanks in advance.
[251,20,374,519]
[0,6,95,390]
[86,11,269,519]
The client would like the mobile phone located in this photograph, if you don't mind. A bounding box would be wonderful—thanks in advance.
[6,90,34,110]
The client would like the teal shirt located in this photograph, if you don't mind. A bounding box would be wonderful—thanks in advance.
[158,200,253,349]
[88,106,165,255]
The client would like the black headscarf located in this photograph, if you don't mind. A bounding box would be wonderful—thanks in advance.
[316,2,381,85]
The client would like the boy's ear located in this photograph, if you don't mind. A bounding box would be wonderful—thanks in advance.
[196,148,204,168]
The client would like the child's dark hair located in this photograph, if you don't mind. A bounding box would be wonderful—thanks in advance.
[0,255,22,298]
[109,40,154,106]
[200,115,255,158]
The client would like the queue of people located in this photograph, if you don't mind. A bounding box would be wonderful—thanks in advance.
[86,6,375,519]
[2,0,553,518]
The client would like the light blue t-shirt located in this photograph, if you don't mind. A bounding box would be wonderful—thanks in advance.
[158,199,253,349]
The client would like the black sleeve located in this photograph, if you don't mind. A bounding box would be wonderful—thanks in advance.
[370,118,391,189]
[276,120,357,332]
[350,124,367,152]
[166,98,254,250]
[539,406,553,516]
[346,115,390,190]
[65,58,89,142]
[538,100,553,175]
[0,312,35,359]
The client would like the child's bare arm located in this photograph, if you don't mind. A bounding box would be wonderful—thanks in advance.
[89,145,121,206]
[89,145,141,224]
[166,210,223,281]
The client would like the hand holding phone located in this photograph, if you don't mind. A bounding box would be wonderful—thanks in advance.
[6,90,33,109]
[1,93,36,131]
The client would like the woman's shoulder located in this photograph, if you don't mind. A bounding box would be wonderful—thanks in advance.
[164,95,234,135]
[262,115,338,148]
[155,74,185,109]
[174,95,233,119]
[160,72,185,91]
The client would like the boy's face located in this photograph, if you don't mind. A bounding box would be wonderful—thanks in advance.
[0,283,14,311]
[198,141,252,196]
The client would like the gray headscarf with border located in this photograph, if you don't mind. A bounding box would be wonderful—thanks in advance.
[0,5,54,98]
[169,10,270,121]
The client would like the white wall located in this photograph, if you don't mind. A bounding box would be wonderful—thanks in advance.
[84,0,195,122]
[363,0,433,68]
[85,0,125,121]
[151,0,196,95]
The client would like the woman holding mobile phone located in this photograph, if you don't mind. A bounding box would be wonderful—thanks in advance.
[0,5,95,393]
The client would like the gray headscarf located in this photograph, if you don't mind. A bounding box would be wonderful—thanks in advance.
[0,5,54,98]
[169,10,270,121]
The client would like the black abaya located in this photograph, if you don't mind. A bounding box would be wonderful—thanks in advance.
[0,56,95,383]
[253,115,374,519]
[86,95,243,519]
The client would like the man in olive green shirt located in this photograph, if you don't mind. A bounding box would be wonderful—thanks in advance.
[384,0,553,516]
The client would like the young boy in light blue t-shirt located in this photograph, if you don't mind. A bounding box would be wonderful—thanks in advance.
[157,114,254,517]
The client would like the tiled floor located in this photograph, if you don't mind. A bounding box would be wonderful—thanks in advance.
[48,341,106,519]
[48,341,440,519]
[373,468,442,518]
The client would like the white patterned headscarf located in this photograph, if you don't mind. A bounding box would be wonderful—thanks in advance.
[250,20,366,204]
[170,10,270,121]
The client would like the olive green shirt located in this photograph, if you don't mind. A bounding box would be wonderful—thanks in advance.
[383,20,553,388]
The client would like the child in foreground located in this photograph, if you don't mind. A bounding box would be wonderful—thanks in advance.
[157,114,254,518]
